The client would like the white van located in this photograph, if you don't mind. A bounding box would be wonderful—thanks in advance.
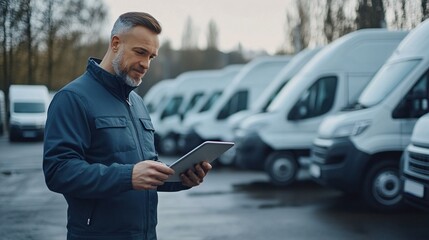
[152,65,242,155]
[219,47,323,165]
[0,90,5,135]
[234,29,408,187]
[144,79,174,114]
[310,20,429,211]
[182,65,245,121]
[8,84,50,141]
[401,113,429,211]
[178,55,291,154]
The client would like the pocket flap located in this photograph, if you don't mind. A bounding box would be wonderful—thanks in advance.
[95,116,127,129]
[139,118,155,131]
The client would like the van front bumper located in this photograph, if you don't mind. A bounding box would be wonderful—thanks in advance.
[9,124,44,139]
[234,131,270,170]
[310,137,370,193]
[401,147,429,211]
[401,174,429,211]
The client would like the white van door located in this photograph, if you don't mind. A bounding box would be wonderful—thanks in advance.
[393,70,429,147]
[285,75,339,147]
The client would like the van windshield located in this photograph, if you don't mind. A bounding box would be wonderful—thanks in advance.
[358,59,420,107]
[261,80,289,112]
[14,102,45,113]
[199,91,222,113]
[161,96,183,119]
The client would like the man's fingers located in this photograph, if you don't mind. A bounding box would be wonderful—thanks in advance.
[132,160,175,190]
[194,164,206,178]
[148,160,175,175]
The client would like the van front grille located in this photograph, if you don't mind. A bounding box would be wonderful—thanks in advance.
[407,151,429,177]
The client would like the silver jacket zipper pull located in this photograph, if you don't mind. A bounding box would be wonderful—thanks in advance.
[126,98,132,106]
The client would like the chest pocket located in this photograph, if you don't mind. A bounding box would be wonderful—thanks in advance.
[93,116,136,155]
[139,118,157,157]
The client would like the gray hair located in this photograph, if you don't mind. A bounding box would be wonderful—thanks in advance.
[110,12,162,38]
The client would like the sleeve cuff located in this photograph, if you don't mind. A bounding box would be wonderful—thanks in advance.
[120,164,134,191]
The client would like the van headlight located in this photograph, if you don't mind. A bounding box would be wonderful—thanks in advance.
[9,119,20,126]
[234,122,268,138]
[332,120,371,138]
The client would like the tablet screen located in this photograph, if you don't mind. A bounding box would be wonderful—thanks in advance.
[166,141,234,182]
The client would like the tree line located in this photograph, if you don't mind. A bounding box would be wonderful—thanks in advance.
[282,0,429,53]
[1,0,429,99]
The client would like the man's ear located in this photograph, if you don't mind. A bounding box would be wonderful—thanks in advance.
[111,35,120,52]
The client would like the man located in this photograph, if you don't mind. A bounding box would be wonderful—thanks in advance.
[43,12,211,240]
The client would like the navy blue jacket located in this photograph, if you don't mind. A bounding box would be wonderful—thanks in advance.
[43,58,187,240]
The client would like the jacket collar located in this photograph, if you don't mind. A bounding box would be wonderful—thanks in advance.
[87,58,136,101]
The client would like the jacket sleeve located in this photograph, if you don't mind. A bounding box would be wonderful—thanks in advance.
[157,181,191,192]
[43,90,134,199]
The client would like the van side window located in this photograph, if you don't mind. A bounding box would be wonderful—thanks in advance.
[14,102,45,113]
[161,96,183,120]
[199,91,222,113]
[217,90,248,120]
[262,80,289,112]
[147,95,167,114]
[393,70,429,119]
[183,92,204,115]
[288,76,337,120]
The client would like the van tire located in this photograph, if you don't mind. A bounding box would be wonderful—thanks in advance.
[9,132,18,142]
[362,160,403,211]
[265,152,298,186]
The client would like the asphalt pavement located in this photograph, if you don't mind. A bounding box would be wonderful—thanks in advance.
[1,135,429,240]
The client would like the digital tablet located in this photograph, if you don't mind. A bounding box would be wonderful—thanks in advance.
[166,141,234,182]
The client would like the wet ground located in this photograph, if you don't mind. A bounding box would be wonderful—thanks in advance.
[1,136,429,240]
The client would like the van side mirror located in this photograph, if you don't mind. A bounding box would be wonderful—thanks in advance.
[288,104,306,120]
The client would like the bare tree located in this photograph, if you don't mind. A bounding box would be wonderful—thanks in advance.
[23,0,34,84]
[181,16,199,50]
[1,0,10,92]
[282,0,309,54]
[422,0,429,20]
[206,19,219,50]
[356,0,385,29]
[325,0,335,42]
[45,0,56,89]
[41,0,107,89]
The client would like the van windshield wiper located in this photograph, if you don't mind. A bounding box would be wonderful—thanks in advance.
[342,102,367,111]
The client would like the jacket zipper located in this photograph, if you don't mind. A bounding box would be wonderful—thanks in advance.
[125,96,150,237]
[125,97,145,160]
[86,200,97,226]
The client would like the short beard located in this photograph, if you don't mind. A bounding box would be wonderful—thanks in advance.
[112,49,142,87]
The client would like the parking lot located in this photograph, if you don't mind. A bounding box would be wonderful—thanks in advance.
[1,135,429,240]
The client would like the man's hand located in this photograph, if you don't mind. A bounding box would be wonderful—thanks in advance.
[180,161,212,187]
[132,160,174,190]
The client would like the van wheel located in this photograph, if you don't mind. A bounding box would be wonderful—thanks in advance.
[265,152,298,186]
[362,160,403,211]
[160,134,177,155]
[9,131,18,142]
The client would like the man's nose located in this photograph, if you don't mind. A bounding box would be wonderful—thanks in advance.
[139,58,150,69]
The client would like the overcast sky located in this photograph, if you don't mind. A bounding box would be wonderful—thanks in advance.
[102,0,289,54]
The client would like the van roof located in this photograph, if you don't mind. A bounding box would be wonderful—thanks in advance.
[299,29,408,74]
[228,55,292,88]
[390,19,429,59]
[9,85,49,101]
